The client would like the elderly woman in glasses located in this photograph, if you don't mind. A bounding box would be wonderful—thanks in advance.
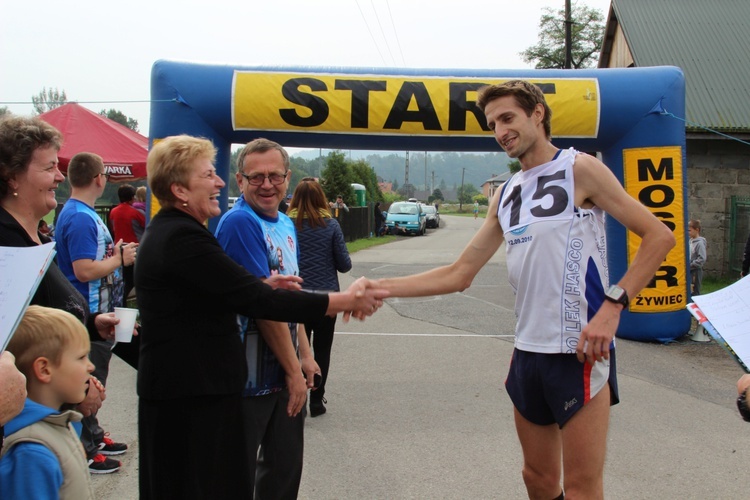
[135,135,387,499]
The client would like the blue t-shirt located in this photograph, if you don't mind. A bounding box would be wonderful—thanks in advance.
[55,199,123,313]
[215,196,300,396]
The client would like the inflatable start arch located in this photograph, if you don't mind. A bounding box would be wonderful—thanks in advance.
[149,60,691,342]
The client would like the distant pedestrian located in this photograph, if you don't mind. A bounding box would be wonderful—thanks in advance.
[109,184,145,300]
[742,232,750,277]
[688,219,706,295]
[133,186,146,214]
[473,201,479,219]
[374,202,384,236]
[331,195,349,217]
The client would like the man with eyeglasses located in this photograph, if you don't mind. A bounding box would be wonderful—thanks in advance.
[54,152,135,474]
[215,138,319,498]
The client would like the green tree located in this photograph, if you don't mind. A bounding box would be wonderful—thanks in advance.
[520,3,605,69]
[320,151,355,205]
[473,194,489,206]
[508,160,522,174]
[32,87,68,114]
[382,191,402,204]
[428,188,445,204]
[457,183,479,205]
[0,107,9,117]
[100,108,139,132]
[350,159,383,204]
[226,149,242,198]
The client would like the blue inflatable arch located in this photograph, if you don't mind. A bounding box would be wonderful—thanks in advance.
[149,60,690,342]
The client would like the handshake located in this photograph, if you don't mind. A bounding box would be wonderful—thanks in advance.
[338,277,389,322]
[264,274,388,322]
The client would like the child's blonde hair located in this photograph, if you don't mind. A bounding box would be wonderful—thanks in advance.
[689,219,702,231]
[7,305,90,378]
[135,186,147,202]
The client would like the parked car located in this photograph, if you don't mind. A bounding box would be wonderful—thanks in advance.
[423,205,440,228]
[385,201,426,236]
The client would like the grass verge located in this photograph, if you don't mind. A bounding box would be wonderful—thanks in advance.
[701,276,737,294]
[346,235,398,253]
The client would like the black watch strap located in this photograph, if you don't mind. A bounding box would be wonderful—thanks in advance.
[737,391,750,422]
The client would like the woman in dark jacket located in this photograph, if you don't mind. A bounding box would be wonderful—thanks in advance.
[136,136,384,499]
[0,116,120,342]
[288,178,352,417]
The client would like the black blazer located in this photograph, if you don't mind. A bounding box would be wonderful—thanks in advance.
[135,208,328,399]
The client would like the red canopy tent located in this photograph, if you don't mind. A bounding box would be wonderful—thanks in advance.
[39,103,148,182]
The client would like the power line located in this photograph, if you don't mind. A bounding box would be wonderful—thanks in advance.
[355,0,389,65]
[370,0,397,66]
[385,0,406,66]
[0,99,173,105]
[661,110,750,148]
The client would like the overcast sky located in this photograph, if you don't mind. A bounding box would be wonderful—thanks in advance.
[1,0,611,145]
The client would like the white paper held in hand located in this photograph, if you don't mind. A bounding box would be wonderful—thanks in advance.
[114,307,138,343]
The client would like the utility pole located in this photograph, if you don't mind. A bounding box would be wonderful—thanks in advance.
[424,152,428,194]
[405,151,410,186]
[459,167,466,212]
[564,0,573,69]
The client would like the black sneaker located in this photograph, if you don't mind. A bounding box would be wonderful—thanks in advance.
[310,397,327,418]
[99,433,128,456]
[88,453,121,474]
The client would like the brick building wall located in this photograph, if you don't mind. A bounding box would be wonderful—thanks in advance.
[686,138,750,278]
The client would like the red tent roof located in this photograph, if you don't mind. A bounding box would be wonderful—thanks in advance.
[40,103,148,182]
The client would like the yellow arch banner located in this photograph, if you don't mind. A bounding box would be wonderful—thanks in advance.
[233,72,600,138]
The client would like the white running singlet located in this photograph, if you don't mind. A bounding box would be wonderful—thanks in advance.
[498,148,610,354]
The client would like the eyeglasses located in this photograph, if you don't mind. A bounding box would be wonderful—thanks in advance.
[240,171,288,186]
[94,172,111,179]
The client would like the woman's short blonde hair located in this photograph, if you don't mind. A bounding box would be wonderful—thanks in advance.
[147,135,216,207]
[8,305,89,379]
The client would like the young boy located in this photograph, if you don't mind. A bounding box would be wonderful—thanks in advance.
[0,305,97,499]
[688,219,707,295]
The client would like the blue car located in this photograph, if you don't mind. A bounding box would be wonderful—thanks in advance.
[385,202,426,236]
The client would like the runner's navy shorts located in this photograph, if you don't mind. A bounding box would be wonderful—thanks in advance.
[505,348,619,428]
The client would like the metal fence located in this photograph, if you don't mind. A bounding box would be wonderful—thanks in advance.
[334,206,372,242]
[76,203,375,244]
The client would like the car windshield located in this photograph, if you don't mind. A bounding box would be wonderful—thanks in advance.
[389,203,418,215]
[423,206,436,214]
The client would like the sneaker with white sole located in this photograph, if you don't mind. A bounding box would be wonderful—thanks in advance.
[98,433,128,456]
[88,453,121,474]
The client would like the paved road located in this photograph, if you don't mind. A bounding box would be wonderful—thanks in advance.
[96,215,750,499]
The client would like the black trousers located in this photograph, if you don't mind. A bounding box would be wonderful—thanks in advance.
[304,314,337,401]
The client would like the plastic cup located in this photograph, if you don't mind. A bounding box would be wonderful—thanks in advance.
[114,307,138,343]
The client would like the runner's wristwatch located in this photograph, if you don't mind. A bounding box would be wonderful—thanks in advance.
[604,285,629,309]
